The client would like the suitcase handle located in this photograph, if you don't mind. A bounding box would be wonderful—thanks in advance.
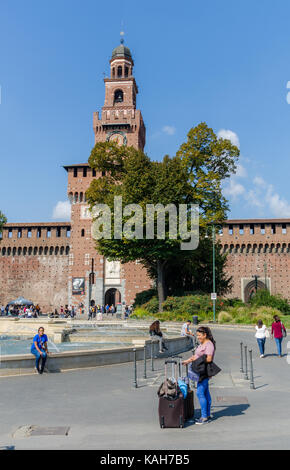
[165,360,178,365]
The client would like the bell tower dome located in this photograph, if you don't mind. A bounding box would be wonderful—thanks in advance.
[93,37,146,151]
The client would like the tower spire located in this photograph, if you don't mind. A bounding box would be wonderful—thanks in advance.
[120,30,125,44]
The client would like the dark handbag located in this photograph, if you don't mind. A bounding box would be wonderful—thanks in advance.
[207,361,222,377]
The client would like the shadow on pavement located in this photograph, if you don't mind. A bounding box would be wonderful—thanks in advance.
[211,403,250,418]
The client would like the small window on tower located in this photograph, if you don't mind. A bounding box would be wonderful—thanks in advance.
[117,66,122,77]
[114,89,123,103]
[125,66,129,77]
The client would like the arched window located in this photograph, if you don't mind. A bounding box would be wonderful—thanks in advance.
[114,89,123,103]
[125,66,129,77]
[117,66,122,77]
[81,229,85,237]
[23,247,27,256]
[112,67,115,78]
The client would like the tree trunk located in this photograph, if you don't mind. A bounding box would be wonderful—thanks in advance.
[157,260,166,312]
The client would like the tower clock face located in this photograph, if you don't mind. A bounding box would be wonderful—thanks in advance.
[108,132,126,146]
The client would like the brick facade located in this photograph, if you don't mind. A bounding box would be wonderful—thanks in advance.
[218,219,290,301]
[0,223,70,311]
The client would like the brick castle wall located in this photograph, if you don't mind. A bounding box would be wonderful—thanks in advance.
[0,223,70,312]
[217,219,290,301]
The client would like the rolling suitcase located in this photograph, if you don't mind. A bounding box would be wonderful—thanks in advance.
[176,358,195,421]
[184,365,194,420]
[158,360,185,429]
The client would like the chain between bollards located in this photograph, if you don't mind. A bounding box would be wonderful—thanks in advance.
[249,349,255,390]
[133,348,137,388]
[143,344,147,379]
[240,342,244,373]
[244,345,249,380]
[151,340,154,371]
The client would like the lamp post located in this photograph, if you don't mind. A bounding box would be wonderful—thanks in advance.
[205,223,222,323]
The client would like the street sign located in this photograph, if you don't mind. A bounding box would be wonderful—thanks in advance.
[211,293,217,300]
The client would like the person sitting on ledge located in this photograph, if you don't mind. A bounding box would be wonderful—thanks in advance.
[31,327,49,374]
[149,320,168,353]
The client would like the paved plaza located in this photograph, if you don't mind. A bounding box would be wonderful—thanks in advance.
[0,327,290,450]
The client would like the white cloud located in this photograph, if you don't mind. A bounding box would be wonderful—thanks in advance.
[162,125,176,136]
[253,176,266,187]
[52,201,71,220]
[224,179,245,199]
[235,164,247,178]
[218,129,240,148]
[265,184,290,217]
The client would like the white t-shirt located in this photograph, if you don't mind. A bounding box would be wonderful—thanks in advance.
[255,325,267,339]
[181,323,190,336]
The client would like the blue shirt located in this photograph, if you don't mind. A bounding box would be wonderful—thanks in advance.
[31,334,48,352]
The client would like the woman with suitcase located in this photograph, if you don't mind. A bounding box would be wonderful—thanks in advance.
[183,326,216,425]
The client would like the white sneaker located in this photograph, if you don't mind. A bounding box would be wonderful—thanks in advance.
[260,354,264,358]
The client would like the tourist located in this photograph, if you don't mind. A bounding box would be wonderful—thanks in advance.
[124,305,130,319]
[88,306,93,320]
[1,305,4,316]
[105,304,110,315]
[255,319,268,358]
[181,320,196,349]
[71,306,75,318]
[31,327,49,374]
[60,305,64,318]
[271,315,287,357]
[182,326,216,425]
[149,320,168,353]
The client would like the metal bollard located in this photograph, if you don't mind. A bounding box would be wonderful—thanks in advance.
[133,348,137,388]
[151,340,154,371]
[143,344,147,379]
[249,349,255,390]
[244,345,249,380]
[240,342,244,373]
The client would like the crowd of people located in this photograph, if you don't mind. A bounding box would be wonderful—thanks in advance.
[0,304,41,317]
[87,304,133,320]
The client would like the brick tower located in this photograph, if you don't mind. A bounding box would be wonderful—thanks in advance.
[64,40,151,313]
[93,38,146,150]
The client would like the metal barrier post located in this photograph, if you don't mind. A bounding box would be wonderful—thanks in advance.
[143,344,147,379]
[133,348,137,388]
[240,342,244,373]
[151,340,154,371]
[244,345,249,380]
[249,349,255,390]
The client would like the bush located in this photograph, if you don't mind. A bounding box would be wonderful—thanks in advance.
[250,289,290,314]
[133,289,157,308]
[218,311,233,323]
[143,296,159,314]
[130,308,154,320]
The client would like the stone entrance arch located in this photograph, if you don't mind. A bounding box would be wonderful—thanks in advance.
[244,280,267,303]
[104,288,121,307]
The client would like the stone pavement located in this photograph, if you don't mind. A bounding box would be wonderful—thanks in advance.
[0,327,290,450]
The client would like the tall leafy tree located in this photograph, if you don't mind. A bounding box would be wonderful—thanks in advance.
[0,211,7,237]
[86,122,239,311]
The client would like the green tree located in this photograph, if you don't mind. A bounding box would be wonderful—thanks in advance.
[86,122,239,311]
[0,211,7,237]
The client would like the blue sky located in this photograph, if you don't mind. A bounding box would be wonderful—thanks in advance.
[1,0,290,222]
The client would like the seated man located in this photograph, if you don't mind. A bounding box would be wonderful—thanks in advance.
[181,320,196,350]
